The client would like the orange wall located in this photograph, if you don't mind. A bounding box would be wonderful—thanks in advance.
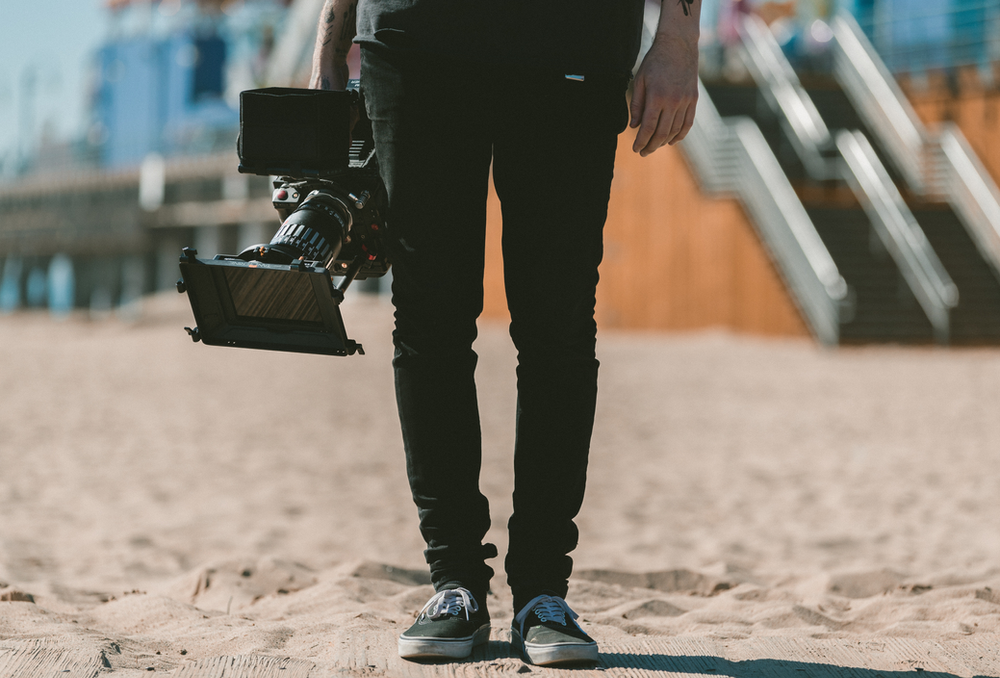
[482,128,810,338]
[903,70,1000,186]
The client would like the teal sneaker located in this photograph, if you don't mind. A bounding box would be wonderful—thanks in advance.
[398,588,491,660]
[511,594,598,666]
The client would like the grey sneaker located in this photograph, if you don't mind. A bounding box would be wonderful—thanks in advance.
[511,594,598,666]
[398,588,491,660]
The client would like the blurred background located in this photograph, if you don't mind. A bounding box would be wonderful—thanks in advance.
[1,0,1000,348]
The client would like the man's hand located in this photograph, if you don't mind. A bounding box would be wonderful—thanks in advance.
[309,0,356,90]
[630,0,701,156]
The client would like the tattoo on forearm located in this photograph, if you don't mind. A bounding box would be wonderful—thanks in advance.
[678,0,695,16]
[321,76,332,90]
[325,5,336,23]
[340,3,357,40]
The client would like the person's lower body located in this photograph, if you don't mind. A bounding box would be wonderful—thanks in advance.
[361,46,627,663]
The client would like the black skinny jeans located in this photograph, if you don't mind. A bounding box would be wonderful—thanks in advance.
[361,47,628,613]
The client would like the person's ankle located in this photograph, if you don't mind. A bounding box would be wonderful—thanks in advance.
[441,583,489,615]
[513,589,562,616]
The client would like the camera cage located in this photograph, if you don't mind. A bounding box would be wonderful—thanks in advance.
[178,82,388,357]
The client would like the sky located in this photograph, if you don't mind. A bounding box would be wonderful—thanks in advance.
[0,0,106,167]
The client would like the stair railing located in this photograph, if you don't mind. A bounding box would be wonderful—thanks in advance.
[682,80,735,194]
[837,131,958,343]
[830,14,928,193]
[832,12,1000,284]
[937,125,1000,279]
[740,14,957,342]
[683,80,847,345]
[739,15,838,180]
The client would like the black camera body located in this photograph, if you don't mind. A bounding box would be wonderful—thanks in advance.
[178,83,389,356]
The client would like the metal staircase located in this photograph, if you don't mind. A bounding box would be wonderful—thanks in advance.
[799,76,1000,344]
[683,81,847,345]
[708,12,1000,345]
[701,80,940,343]
[830,14,1000,344]
[914,206,1000,342]
[808,207,934,343]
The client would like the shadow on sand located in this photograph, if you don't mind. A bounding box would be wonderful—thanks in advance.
[402,640,998,677]
[599,654,998,678]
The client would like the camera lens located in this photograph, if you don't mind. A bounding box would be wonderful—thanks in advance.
[239,190,353,269]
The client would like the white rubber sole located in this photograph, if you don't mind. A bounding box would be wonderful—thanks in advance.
[398,623,491,659]
[513,631,599,666]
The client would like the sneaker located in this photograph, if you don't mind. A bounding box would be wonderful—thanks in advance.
[511,594,598,666]
[398,588,491,660]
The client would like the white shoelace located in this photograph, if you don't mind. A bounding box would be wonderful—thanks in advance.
[418,588,479,621]
[513,594,581,638]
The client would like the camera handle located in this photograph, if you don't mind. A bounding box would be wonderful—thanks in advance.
[330,255,367,304]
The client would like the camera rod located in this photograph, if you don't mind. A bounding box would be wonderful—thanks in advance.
[330,255,367,304]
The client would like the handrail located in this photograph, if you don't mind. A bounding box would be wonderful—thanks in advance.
[683,82,735,194]
[837,131,957,343]
[739,15,837,180]
[831,13,928,193]
[937,125,1000,282]
[833,11,1000,285]
[733,121,847,306]
[683,81,846,345]
[741,15,954,342]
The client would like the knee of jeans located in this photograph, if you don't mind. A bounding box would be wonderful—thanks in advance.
[392,288,483,353]
[392,317,480,361]
[509,315,597,365]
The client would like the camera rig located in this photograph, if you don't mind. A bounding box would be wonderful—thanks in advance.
[177,83,388,356]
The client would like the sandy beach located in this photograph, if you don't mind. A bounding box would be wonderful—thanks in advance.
[1,292,1000,677]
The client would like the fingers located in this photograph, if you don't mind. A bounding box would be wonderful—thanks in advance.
[632,99,685,156]
[636,109,672,157]
[633,106,662,155]
[661,103,689,147]
[632,73,674,156]
[630,33,699,156]
[672,99,698,145]
[632,95,698,156]
[629,75,646,130]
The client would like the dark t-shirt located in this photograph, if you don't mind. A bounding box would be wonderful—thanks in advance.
[355,0,645,77]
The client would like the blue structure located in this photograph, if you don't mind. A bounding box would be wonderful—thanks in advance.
[94,27,238,168]
[702,0,998,77]
[850,0,998,75]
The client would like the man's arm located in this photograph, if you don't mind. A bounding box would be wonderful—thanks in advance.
[630,0,701,156]
[309,0,358,90]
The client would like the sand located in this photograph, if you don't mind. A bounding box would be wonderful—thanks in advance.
[1,292,999,677]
